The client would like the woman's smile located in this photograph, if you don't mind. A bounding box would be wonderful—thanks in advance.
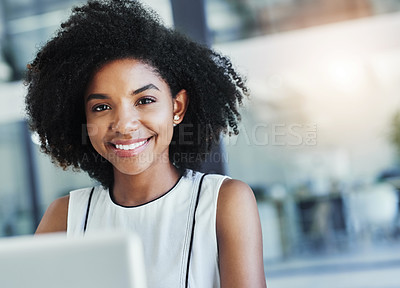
[108,136,153,157]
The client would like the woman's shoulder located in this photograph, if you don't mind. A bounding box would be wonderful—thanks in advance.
[217,178,258,232]
[35,195,70,234]
[35,186,99,234]
[218,178,255,205]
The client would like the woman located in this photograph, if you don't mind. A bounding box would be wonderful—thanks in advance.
[26,0,266,287]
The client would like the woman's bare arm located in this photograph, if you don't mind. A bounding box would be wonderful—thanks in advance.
[35,195,69,234]
[217,179,267,288]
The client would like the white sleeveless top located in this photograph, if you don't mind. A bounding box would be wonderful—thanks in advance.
[67,170,229,288]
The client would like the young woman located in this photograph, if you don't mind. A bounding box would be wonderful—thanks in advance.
[26,0,266,287]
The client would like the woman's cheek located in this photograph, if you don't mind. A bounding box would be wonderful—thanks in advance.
[86,123,100,139]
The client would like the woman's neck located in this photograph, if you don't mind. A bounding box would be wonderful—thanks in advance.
[111,161,181,207]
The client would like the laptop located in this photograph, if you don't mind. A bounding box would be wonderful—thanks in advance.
[0,231,147,288]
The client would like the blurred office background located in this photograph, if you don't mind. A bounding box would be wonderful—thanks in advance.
[1,0,400,287]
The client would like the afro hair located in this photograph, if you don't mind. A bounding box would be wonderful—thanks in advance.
[25,0,248,188]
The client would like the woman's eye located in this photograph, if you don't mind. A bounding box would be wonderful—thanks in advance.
[92,104,110,112]
[137,97,155,105]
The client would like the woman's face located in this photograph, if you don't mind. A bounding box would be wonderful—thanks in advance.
[84,59,185,176]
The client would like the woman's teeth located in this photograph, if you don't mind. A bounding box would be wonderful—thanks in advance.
[115,140,147,150]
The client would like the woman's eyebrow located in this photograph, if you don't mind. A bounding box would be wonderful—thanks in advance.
[86,84,160,102]
[86,93,110,102]
[132,83,160,95]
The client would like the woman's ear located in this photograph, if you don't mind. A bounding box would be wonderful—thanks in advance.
[173,89,189,125]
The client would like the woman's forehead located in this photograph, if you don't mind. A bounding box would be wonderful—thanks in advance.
[86,59,170,94]
[90,58,168,85]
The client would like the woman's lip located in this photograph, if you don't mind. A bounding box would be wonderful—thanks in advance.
[111,137,151,146]
[108,137,151,157]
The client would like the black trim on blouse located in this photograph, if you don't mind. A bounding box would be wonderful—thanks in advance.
[83,187,95,233]
[108,174,184,208]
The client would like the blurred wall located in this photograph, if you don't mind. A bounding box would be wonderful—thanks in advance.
[216,12,400,189]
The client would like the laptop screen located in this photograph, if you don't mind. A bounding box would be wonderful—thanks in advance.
[0,231,147,288]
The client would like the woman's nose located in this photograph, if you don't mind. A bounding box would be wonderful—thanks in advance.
[111,107,139,134]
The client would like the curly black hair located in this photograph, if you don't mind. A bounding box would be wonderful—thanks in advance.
[25,0,248,188]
